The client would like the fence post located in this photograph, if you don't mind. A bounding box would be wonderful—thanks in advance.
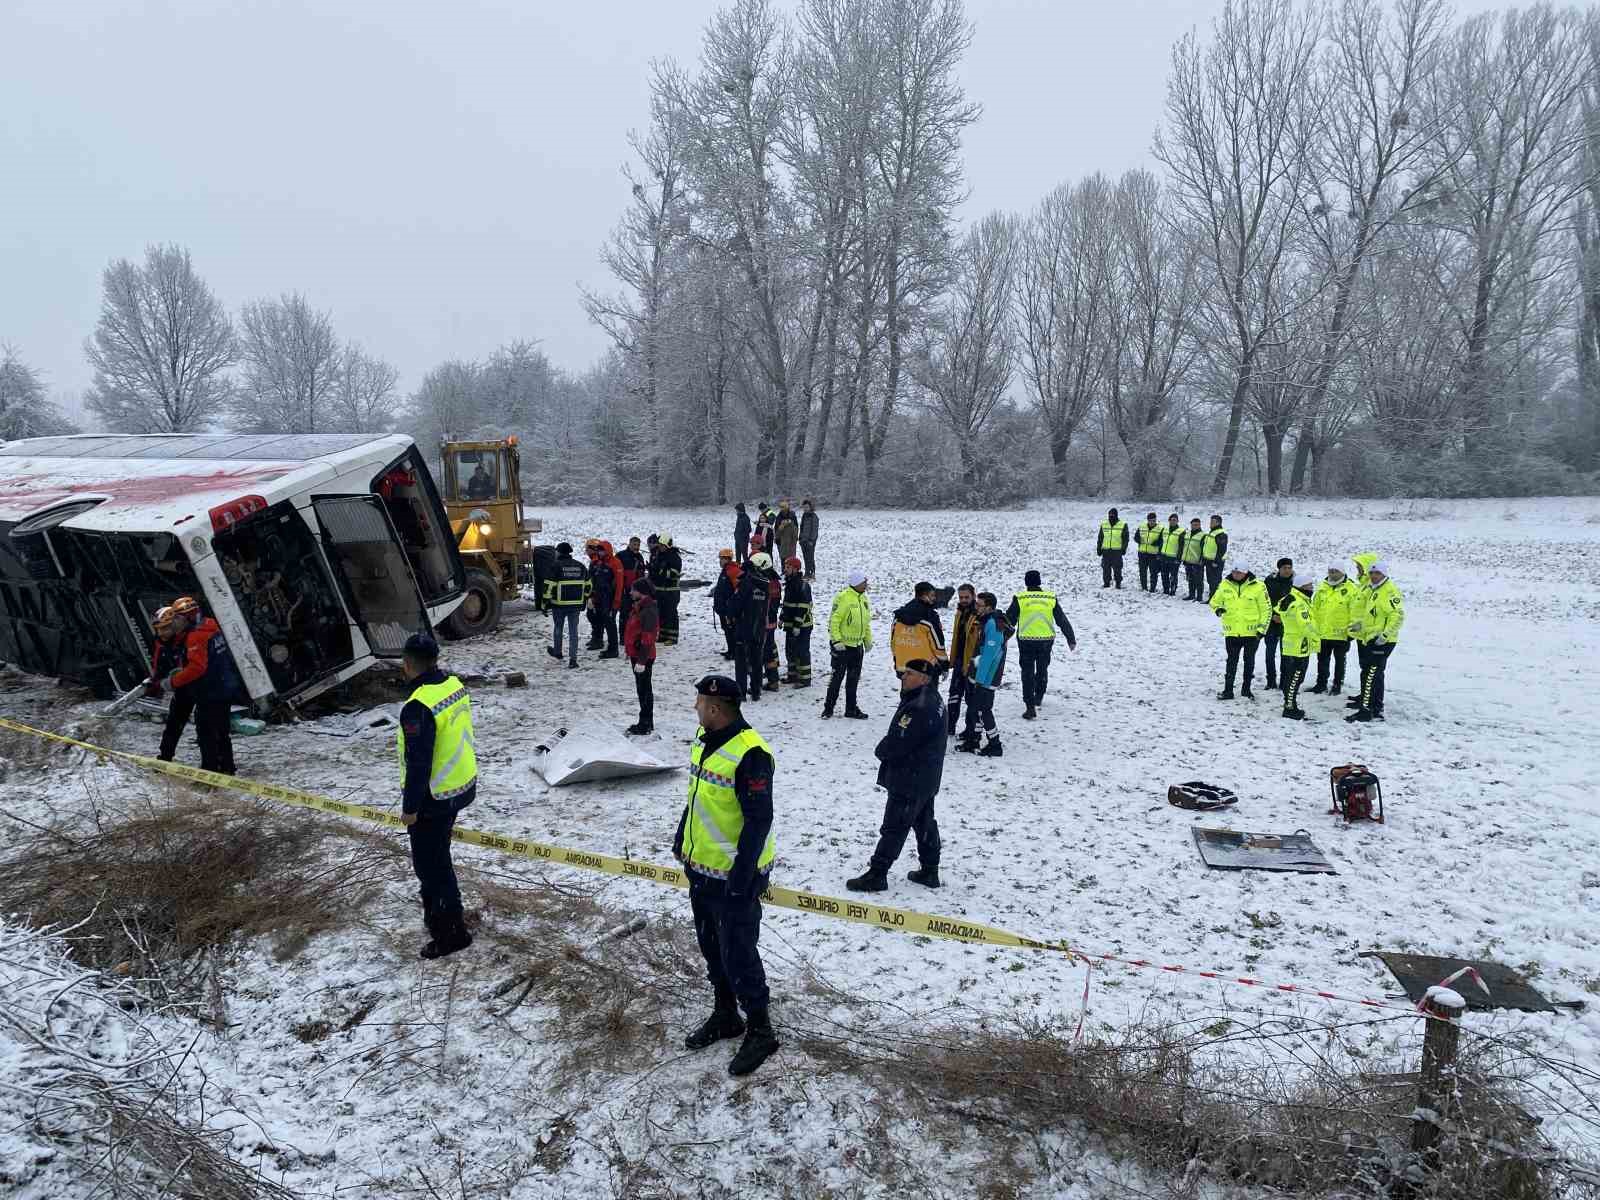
[1406,985,1465,1188]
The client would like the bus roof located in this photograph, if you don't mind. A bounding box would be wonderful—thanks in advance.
[0,433,416,531]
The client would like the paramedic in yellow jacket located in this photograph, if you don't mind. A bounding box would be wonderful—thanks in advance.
[1210,564,1270,700]
[1346,561,1405,723]
[1274,574,1320,720]
[891,581,949,677]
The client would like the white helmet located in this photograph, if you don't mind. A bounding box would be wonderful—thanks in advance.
[750,552,772,570]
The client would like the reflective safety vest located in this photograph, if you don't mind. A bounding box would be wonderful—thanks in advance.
[1014,590,1059,641]
[1182,531,1204,563]
[1100,520,1128,551]
[682,726,776,879]
[1161,526,1184,557]
[1137,524,1163,553]
[1201,527,1227,562]
[397,675,478,804]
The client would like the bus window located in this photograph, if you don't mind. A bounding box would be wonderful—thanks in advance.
[373,449,462,606]
[312,496,427,656]
[215,503,354,695]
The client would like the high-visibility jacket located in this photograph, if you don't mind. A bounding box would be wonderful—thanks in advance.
[544,557,590,607]
[682,726,775,879]
[397,675,478,804]
[829,587,872,649]
[1099,520,1129,552]
[1210,575,1270,637]
[1353,552,1378,584]
[1014,590,1062,641]
[1277,591,1321,658]
[1201,527,1228,563]
[1181,531,1204,564]
[1310,578,1355,641]
[1160,526,1184,557]
[891,622,945,671]
[1137,524,1164,554]
[1352,578,1404,645]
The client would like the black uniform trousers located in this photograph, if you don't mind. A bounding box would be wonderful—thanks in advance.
[1204,561,1224,599]
[408,806,462,915]
[1358,641,1394,713]
[1314,638,1349,690]
[763,626,780,684]
[1281,654,1308,711]
[1100,553,1125,587]
[1184,563,1205,600]
[195,701,236,775]
[1223,636,1259,693]
[1017,640,1053,706]
[689,872,769,1014]
[961,683,997,738]
[734,637,765,702]
[824,645,864,713]
[800,540,816,578]
[586,607,618,652]
[633,661,654,728]
[945,671,969,734]
[720,617,737,659]
[735,535,749,564]
[784,628,812,684]
[1263,624,1283,689]
[158,689,197,762]
[1137,552,1158,592]
[657,589,680,644]
[1161,556,1181,595]
[870,791,941,874]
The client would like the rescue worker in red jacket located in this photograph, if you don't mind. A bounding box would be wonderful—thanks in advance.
[624,579,660,735]
[617,536,645,632]
[156,595,243,775]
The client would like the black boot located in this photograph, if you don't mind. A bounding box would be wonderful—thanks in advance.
[977,737,1003,758]
[727,1009,779,1076]
[955,733,980,753]
[907,865,940,888]
[1241,685,1254,699]
[420,905,473,960]
[598,649,620,660]
[685,996,745,1050]
[1023,704,1037,720]
[1345,708,1375,723]
[1216,688,1234,700]
[1308,682,1327,694]
[1330,684,1343,696]
[1281,708,1307,720]
[844,707,869,719]
[1346,696,1364,708]
[846,867,889,892]
[547,646,561,659]
[626,722,653,735]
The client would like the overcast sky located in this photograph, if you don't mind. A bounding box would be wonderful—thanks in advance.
[1,0,1505,415]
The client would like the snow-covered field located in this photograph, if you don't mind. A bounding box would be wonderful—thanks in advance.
[4,496,1600,1198]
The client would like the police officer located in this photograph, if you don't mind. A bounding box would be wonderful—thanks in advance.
[675,675,780,1076]
[1181,517,1206,600]
[1347,561,1405,723]
[1005,570,1077,720]
[1159,513,1184,596]
[846,658,947,893]
[1262,557,1295,692]
[1135,512,1164,592]
[1276,574,1319,720]
[1309,565,1355,695]
[1096,507,1130,589]
[780,556,813,687]
[398,632,477,960]
[1210,564,1269,700]
[1201,515,1230,599]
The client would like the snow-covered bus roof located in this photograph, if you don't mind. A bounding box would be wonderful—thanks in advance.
[0,433,418,532]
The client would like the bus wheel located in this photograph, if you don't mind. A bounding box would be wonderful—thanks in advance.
[442,569,503,639]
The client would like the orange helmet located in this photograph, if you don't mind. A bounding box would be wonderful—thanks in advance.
[170,596,200,618]
[718,548,734,560]
[599,540,614,556]
[152,606,178,637]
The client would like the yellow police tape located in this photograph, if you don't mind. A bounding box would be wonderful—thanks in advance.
[0,716,1075,960]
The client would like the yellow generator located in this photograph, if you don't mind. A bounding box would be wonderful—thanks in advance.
[438,437,542,638]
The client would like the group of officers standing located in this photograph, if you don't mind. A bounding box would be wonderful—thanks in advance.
[1096,507,1231,599]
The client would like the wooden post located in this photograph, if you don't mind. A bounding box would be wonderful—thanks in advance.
[1408,985,1466,1185]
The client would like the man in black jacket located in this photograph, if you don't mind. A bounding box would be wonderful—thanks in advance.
[1262,557,1295,691]
[733,503,751,564]
[799,500,820,579]
[584,541,619,657]
[543,542,590,668]
[712,548,740,660]
[650,534,683,645]
[846,659,947,893]
[733,552,778,702]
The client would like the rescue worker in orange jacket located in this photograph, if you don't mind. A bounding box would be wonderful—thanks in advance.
[153,595,243,775]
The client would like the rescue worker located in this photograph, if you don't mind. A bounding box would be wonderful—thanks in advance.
[1096,507,1130,588]
[650,534,683,645]
[823,570,872,720]
[1201,515,1229,599]
[1309,565,1355,694]
[1210,563,1269,700]
[799,499,820,579]
[945,584,980,735]
[617,536,646,632]
[1136,512,1164,593]
[733,502,752,564]
[780,556,813,687]
[1004,570,1077,720]
[1347,561,1404,723]
[734,552,779,703]
[397,632,476,960]
[1159,513,1184,596]
[148,606,189,763]
[712,548,742,660]
[890,581,948,677]
[1276,574,1319,720]
[624,579,659,734]
[584,540,620,658]
[773,500,799,565]
[846,658,946,893]
[762,553,784,689]
[156,595,242,775]
[957,592,1009,757]
[543,542,589,668]
[1262,557,1295,692]
[1181,517,1206,600]
[675,675,780,1077]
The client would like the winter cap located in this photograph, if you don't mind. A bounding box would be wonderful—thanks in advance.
[556,541,573,555]
[632,578,655,597]
[1228,563,1249,577]
[902,658,943,677]
[1326,565,1346,578]
[1370,560,1391,577]
[1024,569,1042,589]
[718,547,734,559]
[403,632,439,660]
[695,674,743,703]
[785,556,803,571]
[1293,573,1315,588]
[847,569,868,587]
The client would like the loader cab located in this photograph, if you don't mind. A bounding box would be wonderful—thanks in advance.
[437,437,541,638]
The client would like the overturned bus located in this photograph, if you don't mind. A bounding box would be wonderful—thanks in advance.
[0,433,468,708]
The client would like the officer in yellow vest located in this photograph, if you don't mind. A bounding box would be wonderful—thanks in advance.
[1158,513,1184,596]
[1004,570,1077,720]
[1201,515,1230,599]
[1275,574,1320,720]
[397,632,477,960]
[674,675,781,1076]
[1180,516,1206,600]
[1136,511,1164,593]
[1096,507,1130,588]
[1347,561,1405,723]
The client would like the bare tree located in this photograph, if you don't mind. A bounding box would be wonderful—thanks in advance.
[232,293,342,434]
[912,212,1018,482]
[329,344,399,434]
[1575,17,1600,470]
[84,244,235,433]
[1156,0,1323,495]
[0,344,77,439]
[407,360,485,450]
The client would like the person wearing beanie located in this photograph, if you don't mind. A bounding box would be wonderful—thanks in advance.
[1347,561,1404,723]
[1096,507,1130,589]
[945,584,980,735]
[891,581,949,678]
[543,541,590,668]
[1159,513,1185,596]
[1309,565,1355,694]
[847,658,947,894]
[617,536,646,632]
[780,556,813,687]
[734,552,780,703]
[733,502,752,564]
[1136,511,1164,593]
[648,533,683,646]
[1201,515,1230,599]
[712,549,742,660]
[1181,517,1206,600]
[1262,557,1296,692]
[1005,570,1077,720]
[624,579,660,734]
[1276,574,1319,720]
[1209,563,1269,700]
[824,571,872,719]
[675,674,780,1076]
[799,499,820,579]
[957,592,1011,756]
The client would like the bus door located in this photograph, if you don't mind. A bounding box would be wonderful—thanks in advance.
[311,495,429,657]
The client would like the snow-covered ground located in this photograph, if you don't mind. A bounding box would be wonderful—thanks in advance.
[4,496,1599,1198]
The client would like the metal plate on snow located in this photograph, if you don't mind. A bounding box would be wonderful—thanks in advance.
[1192,827,1337,874]
[1363,952,1557,1014]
